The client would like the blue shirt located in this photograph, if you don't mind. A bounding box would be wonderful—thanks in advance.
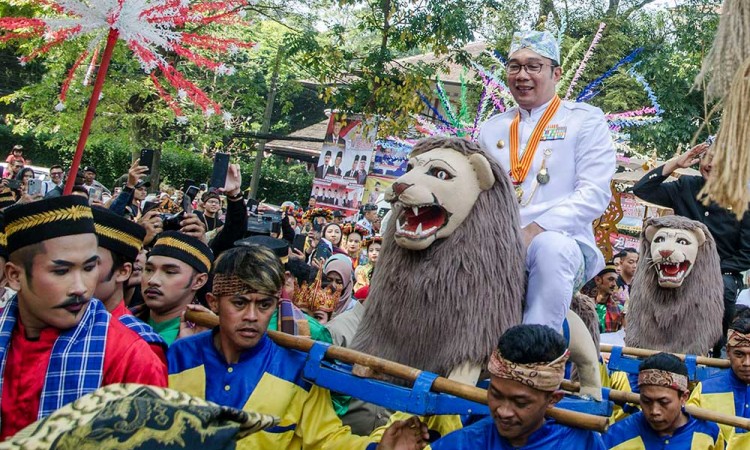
[429,416,606,449]
[603,411,723,449]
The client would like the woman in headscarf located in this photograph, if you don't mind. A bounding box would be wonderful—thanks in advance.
[323,253,356,317]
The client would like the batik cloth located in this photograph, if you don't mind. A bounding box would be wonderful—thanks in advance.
[508,30,560,62]
[487,349,569,392]
[727,329,750,348]
[638,369,688,392]
[3,383,278,449]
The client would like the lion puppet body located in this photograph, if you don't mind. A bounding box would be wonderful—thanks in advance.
[352,137,602,398]
[625,215,723,354]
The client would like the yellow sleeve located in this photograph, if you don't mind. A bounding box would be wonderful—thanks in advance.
[298,385,375,450]
[713,430,726,450]
[687,382,703,408]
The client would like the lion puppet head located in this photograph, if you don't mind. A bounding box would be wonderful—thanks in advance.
[625,215,723,355]
[351,137,526,378]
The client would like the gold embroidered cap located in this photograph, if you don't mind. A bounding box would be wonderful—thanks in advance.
[91,207,146,262]
[4,195,95,255]
[150,231,213,274]
[0,188,16,209]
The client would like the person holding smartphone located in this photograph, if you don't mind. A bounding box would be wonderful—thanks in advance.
[109,160,149,220]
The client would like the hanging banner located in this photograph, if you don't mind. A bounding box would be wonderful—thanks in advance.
[311,114,377,220]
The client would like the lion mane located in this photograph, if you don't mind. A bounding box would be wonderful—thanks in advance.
[351,137,526,377]
[624,215,723,354]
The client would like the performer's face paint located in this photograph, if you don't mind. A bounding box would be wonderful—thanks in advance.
[639,384,689,436]
[487,376,560,447]
[728,346,750,384]
[8,234,99,337]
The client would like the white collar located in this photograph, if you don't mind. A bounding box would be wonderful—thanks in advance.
[518,97,556,121]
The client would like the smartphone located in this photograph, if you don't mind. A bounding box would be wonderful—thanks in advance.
[139,148,155,174]
[292,234,307,253]
[313,241,333,261]
[182,185,199,214]
[88,186,103,203]
[6,179,20,190]
[182,179,196,193]
[210,152,230,189]
[27,178,42,196]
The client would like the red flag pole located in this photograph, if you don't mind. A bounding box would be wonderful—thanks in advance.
[63,28,119,195]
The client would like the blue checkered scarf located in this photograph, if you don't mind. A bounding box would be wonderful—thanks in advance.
[118,314,167,349]
[0,296,109,423]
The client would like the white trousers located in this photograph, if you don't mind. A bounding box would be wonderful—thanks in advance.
[522,231,584,331]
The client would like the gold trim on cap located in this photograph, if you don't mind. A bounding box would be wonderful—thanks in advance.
[155,236,212,272]
[94,224,143,253]
[6,205,93,237]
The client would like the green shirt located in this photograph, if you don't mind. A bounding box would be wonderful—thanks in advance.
[148,316,181,346]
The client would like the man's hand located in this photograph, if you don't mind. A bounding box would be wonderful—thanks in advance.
[221,163,242,198]
[178,303,215,339]
[663,143,708,176]
[180,213,208,242]
[522,222,545,248]
[17,192,42,204]
[288,248,305,261]
[126,159,150,189]
[139,210,164,244]
[377,416,429,450]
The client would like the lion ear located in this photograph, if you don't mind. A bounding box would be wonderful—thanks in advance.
[644,224,657,242]
[469,153,495,191]
[693,227,706,246]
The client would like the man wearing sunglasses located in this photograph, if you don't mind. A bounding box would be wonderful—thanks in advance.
[478,30,616,332]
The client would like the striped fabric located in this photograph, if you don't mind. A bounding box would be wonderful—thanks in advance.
[119,314,167,349]
[278,299,310,337]
[38,299,110,418]
[0,295,110,426]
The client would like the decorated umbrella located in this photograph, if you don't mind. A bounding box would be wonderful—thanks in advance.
[0,0,255,194]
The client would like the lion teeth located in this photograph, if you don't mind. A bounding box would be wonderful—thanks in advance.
[396,218,403,232]
[416,223,423,234]
[412,206,419,216]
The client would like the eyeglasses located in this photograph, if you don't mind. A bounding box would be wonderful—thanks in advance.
[506,62,555,75]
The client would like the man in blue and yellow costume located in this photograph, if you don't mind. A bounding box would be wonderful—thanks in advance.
[167,244,427,449]
[604,353,723,449]
[688,318,750,448]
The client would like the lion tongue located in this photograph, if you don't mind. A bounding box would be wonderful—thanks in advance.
[662,263,681,277]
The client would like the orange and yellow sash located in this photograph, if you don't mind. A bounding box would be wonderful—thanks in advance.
[509,96,562,184]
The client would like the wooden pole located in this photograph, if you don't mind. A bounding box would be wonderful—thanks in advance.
[600,344,731,369]
[64,28,119,195]
[185,310,608,432]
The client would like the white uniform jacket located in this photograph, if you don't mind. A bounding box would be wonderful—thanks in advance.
[478,98,616,280]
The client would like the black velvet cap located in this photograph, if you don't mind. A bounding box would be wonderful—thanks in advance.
[92,207,146,262]
[150,231,213,274]
[4,195,95,255]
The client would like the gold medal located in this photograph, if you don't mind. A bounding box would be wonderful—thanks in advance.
[496,139,505,149]
[514,185,524,202]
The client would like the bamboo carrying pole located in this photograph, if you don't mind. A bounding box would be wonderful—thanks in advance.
[599,344,731,369]
[185,310,609,432]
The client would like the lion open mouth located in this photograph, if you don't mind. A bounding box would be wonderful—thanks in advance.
[395,204,448,239]
[657,261,691,284]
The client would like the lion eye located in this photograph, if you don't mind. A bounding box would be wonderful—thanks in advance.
[677,238,690,245]
[430,167,452,180]
[654,236,665,243]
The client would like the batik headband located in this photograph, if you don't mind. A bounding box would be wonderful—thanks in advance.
[638,369,688,392]
[487,349,569,392]
[212,273,278,299]
[727,329,750,348]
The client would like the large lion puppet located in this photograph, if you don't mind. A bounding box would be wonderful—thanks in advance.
[625,215,724,354]
[352,137,601,398]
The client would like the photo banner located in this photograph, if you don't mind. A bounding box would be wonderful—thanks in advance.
[311,114,377,220]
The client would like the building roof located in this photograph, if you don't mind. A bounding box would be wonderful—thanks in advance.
[265,120,327,163]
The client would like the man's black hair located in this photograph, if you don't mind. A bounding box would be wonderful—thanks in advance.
[733,306,750,324]
[103,249,129,283]
[730,317,750,335]
[49,164,64,172]
[639,352,688,377]
[285,259,317,286]
[497,324,567,365]
[612,251,626,260]
[621,247,638,256]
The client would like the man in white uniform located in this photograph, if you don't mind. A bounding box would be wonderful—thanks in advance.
[478,30,615,330]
